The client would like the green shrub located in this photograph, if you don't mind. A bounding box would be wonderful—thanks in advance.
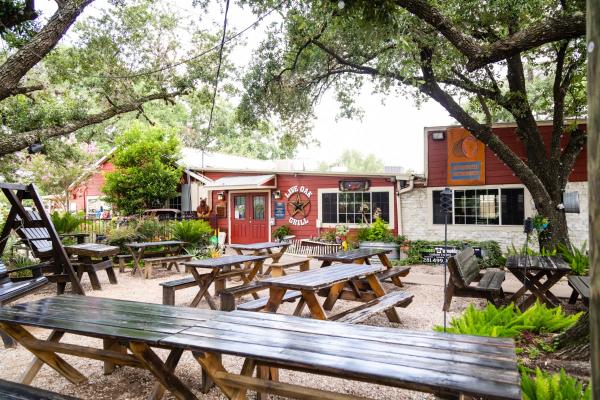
[522,368,590,400]
[107,226,143,250]
[170,220,212,246]
[136,217,166,240]
[558,241,589,276]
[272,224,292,240]
[358,218,395,242]
[320,228,337,243]
[434,302,581,338]
[51,211,86,234]
[3,254,35,278]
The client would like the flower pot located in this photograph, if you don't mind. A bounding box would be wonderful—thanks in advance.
[358,241,401,260]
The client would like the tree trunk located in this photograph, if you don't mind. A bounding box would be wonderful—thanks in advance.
[554,312,590,362]
[530,192,570,251]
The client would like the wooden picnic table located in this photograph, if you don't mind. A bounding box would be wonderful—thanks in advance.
[0,295,521,400]
[64,243,119,290]
[126,240,185,277]
[506,255,571,310]
[59,233,89,244]
[229,242,290,273]
[259,263,402,321]
[182,255,268,308]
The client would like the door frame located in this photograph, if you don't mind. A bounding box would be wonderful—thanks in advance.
[228,190,271,244]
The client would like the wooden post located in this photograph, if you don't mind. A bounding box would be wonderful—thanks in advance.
[588,0,600,397]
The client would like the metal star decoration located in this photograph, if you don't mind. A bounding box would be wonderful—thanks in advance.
[287,193,310,218]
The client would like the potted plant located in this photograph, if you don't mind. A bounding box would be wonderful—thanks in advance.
[272,224,293,242]
[357,218,401,260]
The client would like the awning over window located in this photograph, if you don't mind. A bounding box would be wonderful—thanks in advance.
[202,174,276,191]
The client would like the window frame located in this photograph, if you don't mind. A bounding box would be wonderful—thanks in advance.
[430,185,527,227]
[318,187,395,228]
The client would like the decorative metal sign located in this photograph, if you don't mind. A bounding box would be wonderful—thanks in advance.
[339,179,370,192]
[285,185,312,226]
[447,128,485,186]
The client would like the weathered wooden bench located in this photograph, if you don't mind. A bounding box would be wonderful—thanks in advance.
[330,291,414,324]
[1,261,49,348]
[115,254,132,273]
[160,276,207,306]
[568,275,590,307]
[143,255,193,278]
[377,265,411,286]
[0,378,80,400]
[219,281,303,313]
[264,258,309,277]
[444,247,505,311]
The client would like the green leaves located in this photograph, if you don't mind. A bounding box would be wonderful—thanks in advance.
[102,123,182,215]
[434,302,582,338]
[170,219,213,247]
[50,212,87,234]
[557,241,589,276]
[521,368,591,400]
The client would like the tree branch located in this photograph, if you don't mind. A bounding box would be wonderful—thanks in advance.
[0,91,182,156]
[393,0,585,70]
[7,84,44,97]
[551,42,569,160]
[0,0,94,101]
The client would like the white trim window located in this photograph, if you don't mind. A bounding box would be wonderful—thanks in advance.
[319,188,394,227]
[432,187,525,226]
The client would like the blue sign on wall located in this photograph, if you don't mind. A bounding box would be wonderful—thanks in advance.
[274,202,286,219]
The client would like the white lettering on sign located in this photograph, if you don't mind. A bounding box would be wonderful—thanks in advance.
[285,185,312,199]
[289,217,309,226]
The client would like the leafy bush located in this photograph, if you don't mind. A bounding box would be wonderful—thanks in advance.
[272,224,292,240]
[320,228,337,243]
[357,218,395,242]
[402,239,503,267]
[558,241,589,276]
[434,302,581,338]
[3,254,35,278]
[136,217,166,240]
[170,219,212,247]
[106,226,143,250]
[51,211,86,234]
[522,368,590,400]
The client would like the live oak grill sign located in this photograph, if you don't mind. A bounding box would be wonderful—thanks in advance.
[285,185,312,226]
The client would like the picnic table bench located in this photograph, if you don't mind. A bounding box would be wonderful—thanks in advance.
[229,241,291,273]
[0,295,521,400]
[64,243,119,291]
[126,240,185,278]
[312,248,411,287]
[0,378,80,400]
[162,255,268,307]
[506,255,571,311]
[568,275,590,307]
[258,263,412,322]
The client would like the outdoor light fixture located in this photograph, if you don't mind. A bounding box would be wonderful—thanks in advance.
[273,190,282,200]
[440,187,452,332]
[217,192,225,201]
[431,131,445,141]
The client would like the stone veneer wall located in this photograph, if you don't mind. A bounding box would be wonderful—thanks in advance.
[399,182,589,250]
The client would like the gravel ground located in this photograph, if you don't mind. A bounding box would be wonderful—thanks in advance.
[0,263,483,399]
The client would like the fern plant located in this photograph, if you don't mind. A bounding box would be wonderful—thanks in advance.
[522,368,590,400]
[170,220,212,247]
[434,302,581,337]
[558,241,589,276]
[50,211,86,234]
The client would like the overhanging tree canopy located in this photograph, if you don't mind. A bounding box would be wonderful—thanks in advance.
[240,0,587,249]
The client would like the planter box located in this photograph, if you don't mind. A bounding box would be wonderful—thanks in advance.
[358,241,401,260]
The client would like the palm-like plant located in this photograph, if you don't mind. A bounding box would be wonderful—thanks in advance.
[51,212,86,234]
[558,241,589,276]
[170,220,212,247]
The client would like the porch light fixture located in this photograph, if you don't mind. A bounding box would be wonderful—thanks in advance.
[431,131,445,141]
[217,192,225,201]
[273,190,282,200]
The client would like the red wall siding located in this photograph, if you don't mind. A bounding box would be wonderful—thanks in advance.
[203,171,397,240]
[71,162,115,212]
[427,124,588,186]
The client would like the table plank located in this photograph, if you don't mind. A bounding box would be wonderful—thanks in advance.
[506,255,570,271]
[183,255,268,269]
[228,242,288,251]
[64,243,119,257]
[126,241,184,249]
[312,248,391,262]
[260,264,384,290]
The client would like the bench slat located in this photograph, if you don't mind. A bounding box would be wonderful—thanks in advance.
[477,269,505,291]
[237,290,302,311]
[330,292,413,324]
[0,378,80,400]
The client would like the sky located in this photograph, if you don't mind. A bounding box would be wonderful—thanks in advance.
[38,0,454,173]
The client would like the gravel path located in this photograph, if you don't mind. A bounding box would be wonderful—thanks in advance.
[0,264,483,399]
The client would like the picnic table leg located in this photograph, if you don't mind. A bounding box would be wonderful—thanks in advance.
[21,330,65,384]
[104,256,118,284]
[131,248,145,277]
[0,323,87,385]
[149,348,184,400]
[508,270,546,304]
[194,352,239,399]
[129,342,197,400]
[378,253,404,286]
[190,269,219,308]
[301,290,327,320]
[520,271,566,310]
[366,275,401,323]
[263,288,287,313]
[103,338,127,375]
[322,282,346,311]
[293,298,306,316]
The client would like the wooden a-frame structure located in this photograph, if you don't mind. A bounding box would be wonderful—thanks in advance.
[0,183,84,295]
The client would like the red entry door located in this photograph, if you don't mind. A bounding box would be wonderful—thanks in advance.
[231,193,269,244]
